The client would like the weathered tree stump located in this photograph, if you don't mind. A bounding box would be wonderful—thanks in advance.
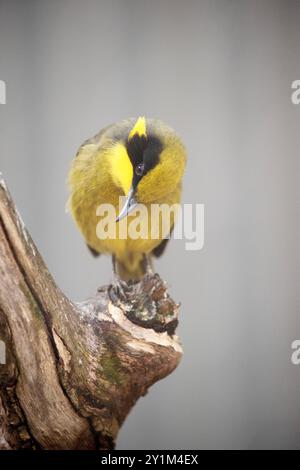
[0,173,182,450]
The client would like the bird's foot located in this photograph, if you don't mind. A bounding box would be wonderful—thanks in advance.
[110,255,128,300]
[108,271,179,336]
[112,274,129,299]
[142,254,153,275]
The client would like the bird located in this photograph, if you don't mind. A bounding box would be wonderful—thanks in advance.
[67,117,187,280]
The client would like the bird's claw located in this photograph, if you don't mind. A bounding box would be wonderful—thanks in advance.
[108,274,128,302]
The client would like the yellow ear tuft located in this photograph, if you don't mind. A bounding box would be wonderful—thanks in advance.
[109,142,133,195]
[128,116,147,140]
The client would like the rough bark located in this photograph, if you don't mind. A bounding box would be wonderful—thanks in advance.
[0,173,182,450]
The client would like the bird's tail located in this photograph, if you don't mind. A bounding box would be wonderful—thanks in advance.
[115,253,149,281]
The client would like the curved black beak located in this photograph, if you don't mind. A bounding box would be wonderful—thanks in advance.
[116,186,137,222]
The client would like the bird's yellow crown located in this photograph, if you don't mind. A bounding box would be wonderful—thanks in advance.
[128,116,147,140]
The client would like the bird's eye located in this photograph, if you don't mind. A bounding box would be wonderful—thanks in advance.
[135,163,144,176]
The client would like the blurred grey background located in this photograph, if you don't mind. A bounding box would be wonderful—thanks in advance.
[0,0,299,449]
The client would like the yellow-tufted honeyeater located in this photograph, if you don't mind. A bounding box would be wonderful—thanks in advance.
[68,117,187,280]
